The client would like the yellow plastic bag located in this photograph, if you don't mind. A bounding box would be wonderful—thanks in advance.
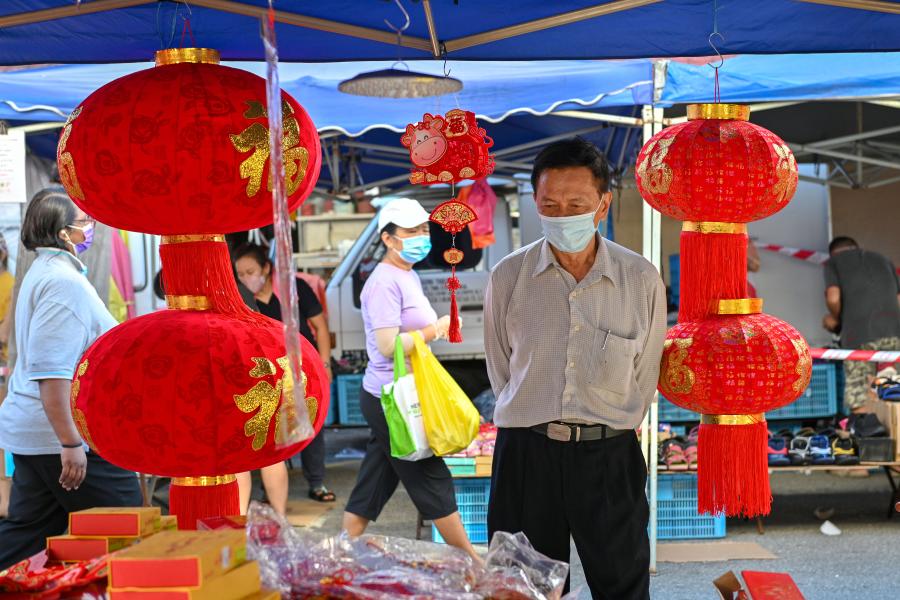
[409,331,479,456]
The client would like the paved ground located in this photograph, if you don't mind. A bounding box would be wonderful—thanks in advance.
[265,428,900,599]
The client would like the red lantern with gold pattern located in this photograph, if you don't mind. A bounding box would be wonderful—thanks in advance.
[60,49,326,528]
[57,48,321,235]
[635,104,807,518]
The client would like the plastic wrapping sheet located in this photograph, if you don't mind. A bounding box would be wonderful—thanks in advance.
[246,502,569,599]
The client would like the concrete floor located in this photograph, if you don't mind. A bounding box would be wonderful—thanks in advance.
[273,428,900,599]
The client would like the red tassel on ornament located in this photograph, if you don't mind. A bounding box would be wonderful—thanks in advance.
[169,475,241,530]
[447,271,462,343]
[697,418,771,518]
[678,228,748,323]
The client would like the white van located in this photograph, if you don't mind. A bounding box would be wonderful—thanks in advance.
[325,182,541,397]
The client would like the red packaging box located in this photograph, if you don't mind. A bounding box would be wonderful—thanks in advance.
[69,507,161,538]
[109,530,246,589]
[108,560,259,600]
[46,535,136,562]
[741,571,805,600]
[196,516,247,531]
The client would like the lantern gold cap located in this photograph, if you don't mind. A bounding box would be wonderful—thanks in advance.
[155,48,221,66]
[717,298,764,315]
[687,103,750,121]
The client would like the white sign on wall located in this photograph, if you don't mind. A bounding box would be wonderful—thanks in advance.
[0,130,27,203]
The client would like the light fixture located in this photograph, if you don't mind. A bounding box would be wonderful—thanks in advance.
[338,67,462,98]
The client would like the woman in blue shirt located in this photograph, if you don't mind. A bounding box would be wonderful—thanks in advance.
[0,187,142,569]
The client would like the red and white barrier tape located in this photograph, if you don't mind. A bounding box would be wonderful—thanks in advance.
[760,243,900,275]
[811,348,900,364]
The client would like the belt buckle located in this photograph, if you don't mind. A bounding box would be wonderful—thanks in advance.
[547,423,572,442]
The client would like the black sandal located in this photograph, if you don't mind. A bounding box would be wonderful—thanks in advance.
[308,487,336,503]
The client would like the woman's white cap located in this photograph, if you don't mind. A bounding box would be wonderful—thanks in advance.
[377,198,431,232]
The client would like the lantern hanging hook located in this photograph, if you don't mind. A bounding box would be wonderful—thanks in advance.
[707,0,724,102]
[385,0,411,71]
[707,32,725,70]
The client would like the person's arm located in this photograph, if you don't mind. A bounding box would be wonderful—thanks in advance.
[825,286,841,319]
[483,268,512,396]
[26,299,91,491]
[39,379,87,491]
[822,259,841,332]
[308,313,333,380]
[373,317,450,358]
[634,273,668,404]
[747,240,761,273]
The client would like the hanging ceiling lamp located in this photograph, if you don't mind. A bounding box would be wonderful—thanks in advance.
[339,67,462,98]
[338,0,462,98]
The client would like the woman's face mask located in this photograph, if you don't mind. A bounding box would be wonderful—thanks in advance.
[236,257,269,294]
[65,221,94,254]
[393,234,432,264]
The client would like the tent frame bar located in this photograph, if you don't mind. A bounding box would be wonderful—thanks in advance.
[552,110,643,127]
[797,0,900,15]
[421,0,442,58]
[789,143,900,172]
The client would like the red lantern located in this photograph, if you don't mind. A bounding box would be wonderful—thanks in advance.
[60,49,326,528]
[401,110,494,185]
[57,48,321,235]
[635,104,806,518]
[635,104,797,224]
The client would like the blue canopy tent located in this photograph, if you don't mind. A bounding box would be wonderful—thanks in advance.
[1,0,899,64]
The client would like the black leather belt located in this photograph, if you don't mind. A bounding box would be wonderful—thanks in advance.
[530,422,631,442]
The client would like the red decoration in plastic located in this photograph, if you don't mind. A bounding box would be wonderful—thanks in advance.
[56,57,321,235]
[635,116,798,223]
[401,110,494,185]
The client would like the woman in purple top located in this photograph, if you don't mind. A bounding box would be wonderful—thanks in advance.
[343,198,477,560]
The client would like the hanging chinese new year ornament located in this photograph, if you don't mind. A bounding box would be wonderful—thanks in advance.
[401,109,495,185]
[636,103,806,518]
[59,48,327,528]
[429,200,478,343]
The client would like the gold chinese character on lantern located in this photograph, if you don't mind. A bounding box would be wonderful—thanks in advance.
[229,100,310,198]
[58,106,85,201]
[233,356,318,451]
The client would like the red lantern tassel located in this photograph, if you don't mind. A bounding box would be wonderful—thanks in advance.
[447,269,462,344]
[678,226,748,323]
[697,416,771,518]
[169,475,240,530]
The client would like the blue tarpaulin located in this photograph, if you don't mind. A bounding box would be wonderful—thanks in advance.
[0,59,654,134]
[1,1,899,64]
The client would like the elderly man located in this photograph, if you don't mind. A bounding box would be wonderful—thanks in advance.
[484,137,667,600]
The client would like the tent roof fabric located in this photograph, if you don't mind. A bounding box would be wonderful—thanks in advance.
[1,0,900,64]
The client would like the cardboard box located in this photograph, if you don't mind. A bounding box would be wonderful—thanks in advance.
[70,507,161,538]
[159,516,179,532]
[109,560,260,600]
[109,530,247,589]
[475,455,493,477]
[870,400,900,461]
[47,535,137,562]
[196,516,247,531]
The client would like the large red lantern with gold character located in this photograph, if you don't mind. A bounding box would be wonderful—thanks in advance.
[636,103,806,518]
[57,48,321,235]
[60,49,326,528]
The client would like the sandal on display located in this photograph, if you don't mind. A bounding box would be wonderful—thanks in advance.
[789,436,812,466]
[767,435,791,467]
[832,435,860,466]
[661,438,689,471]
[308,487,337,503]
[809,435,835,465]
[683,441,699,470]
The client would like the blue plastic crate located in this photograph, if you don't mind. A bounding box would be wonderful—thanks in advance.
[3,450,13,478]
[658,395,699,423]
[432,477,491,544]
[324,381,338,427]
[668,254,681,308]
[766,362,837,420]
[336,374,366,426]
[656,474,726,540]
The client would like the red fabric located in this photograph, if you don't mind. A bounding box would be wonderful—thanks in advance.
[465,179,498,249]
[635,118,798,223]
[658,313,812,415]
[57,61,321,235]
[401,110,494,186]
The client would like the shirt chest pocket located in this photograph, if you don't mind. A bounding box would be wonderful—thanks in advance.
[585,329,640,394]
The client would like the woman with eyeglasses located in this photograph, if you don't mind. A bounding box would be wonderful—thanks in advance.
[0,187,142,569]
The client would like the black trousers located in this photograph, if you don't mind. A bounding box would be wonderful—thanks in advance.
[488,428,650,600]
[0,452,143,570]
[294,429,326,489]
[345,389,457,521]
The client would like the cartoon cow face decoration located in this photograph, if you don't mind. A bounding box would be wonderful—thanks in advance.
[401,110,494,185]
